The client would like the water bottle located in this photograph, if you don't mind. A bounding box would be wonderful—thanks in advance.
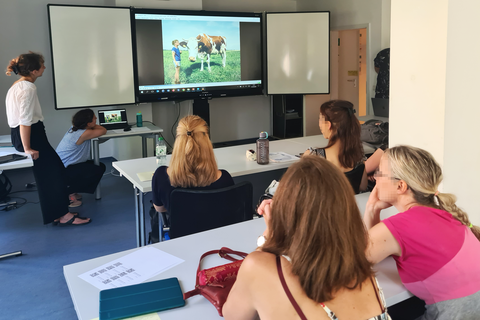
[156,137,167,166]
[136,112,143,127]
[256,131,269,165]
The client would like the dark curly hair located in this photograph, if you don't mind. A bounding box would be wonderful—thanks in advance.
[6,52,44,77]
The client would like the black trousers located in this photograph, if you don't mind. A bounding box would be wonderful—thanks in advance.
[11,122,70,224]
[65,160,106,194]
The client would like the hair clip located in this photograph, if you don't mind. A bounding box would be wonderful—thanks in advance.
[187,131,192,136]
[12,65,19,75]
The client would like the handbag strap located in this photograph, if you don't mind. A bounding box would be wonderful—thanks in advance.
[183,247,248,300]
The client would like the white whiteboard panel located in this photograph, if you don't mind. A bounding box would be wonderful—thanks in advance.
[48,5,135,109]
[266,12,329,95]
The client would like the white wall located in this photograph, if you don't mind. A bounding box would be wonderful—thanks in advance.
[389,0,448,157]
[390,0,480,224]
[443,0,480,224]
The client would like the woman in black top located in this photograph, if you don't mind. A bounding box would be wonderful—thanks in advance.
[304,100,368,193]
[152,115,234,214]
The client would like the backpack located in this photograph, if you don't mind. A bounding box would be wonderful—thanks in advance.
[0,172,12,202]
[361,119,389,146]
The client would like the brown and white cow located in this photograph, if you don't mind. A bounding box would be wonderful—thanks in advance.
[183,34,227,72]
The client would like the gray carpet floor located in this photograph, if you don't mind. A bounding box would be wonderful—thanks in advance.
[0,158,153,320]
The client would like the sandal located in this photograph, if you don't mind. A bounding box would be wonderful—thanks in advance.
[52,212,86,225]
[57,216,91,226]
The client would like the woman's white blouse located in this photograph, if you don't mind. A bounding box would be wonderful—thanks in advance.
[6,81,44,128]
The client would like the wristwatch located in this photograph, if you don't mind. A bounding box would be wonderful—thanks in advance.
[257,235,266,247]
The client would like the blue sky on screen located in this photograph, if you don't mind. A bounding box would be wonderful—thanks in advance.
[162,20,240,50]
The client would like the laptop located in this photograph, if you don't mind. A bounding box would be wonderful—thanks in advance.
[371,98,389,117]
[98,109,129,130]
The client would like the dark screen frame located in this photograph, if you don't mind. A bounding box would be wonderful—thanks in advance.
[131,8,264,103]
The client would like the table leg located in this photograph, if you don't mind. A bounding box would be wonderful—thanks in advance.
[134,187,146,247]
[142,137,147,158]
[154,134,159,156]
[93,139,101,200]
[139,191,146,247]
[134,187,141,247]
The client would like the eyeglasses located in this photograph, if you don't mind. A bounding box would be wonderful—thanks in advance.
[373,168,399,180]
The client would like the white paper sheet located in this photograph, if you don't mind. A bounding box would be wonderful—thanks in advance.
[269,152,299,163]
[78,247,184,290]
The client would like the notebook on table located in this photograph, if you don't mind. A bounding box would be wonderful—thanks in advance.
[371,98,389,117]
[98,109,129,130]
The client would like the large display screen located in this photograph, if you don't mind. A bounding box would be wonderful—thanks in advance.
[133,9,263,102]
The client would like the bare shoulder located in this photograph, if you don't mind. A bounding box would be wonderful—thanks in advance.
[240,251,277,275]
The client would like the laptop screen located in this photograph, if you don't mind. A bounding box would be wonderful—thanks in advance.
[98,109,128,126]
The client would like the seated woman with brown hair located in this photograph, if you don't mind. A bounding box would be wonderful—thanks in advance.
[223,156,391,320]
[304,100,368,193]
[152,115,234,215]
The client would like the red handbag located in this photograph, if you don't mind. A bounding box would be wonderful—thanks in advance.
[183,247,248,317]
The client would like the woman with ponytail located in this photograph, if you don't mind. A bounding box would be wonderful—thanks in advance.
[5,52,90,226]
[364,145,480,319]
[56,109,107,205]
[304,100,368,193]
[151,115,234,214]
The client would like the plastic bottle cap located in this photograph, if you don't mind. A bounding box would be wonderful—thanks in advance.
[259,132,268,139]
[158,137,163,141]
[137,112,142,114]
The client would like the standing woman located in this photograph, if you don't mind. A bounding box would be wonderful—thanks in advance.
[56,109,107,203]
[5,52,90,226]
[172,39,181,84]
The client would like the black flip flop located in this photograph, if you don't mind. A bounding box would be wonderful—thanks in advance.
[52,212,86,225]
[57,216,91,226]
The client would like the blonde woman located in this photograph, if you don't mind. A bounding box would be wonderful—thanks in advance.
[224,156,391,320]
[152,115,234,214]
[364,145,480,319]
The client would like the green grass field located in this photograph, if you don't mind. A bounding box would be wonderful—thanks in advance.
[164,50,241,84]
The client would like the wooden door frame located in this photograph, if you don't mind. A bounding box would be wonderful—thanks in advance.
[331,23,372,116]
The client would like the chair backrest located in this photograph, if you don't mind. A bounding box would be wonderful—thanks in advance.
[168,181,254,239]
[344,163,365,194]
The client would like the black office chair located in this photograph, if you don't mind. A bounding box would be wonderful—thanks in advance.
[344,163,366,194]
[164,181,254,240]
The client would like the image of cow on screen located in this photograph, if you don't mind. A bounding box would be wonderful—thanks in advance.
[103,111,121,123]
[162,20,241,85]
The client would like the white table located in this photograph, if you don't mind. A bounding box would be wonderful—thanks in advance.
[0,147,33,171]
[63,193,412,320]
[113,136,377,247]
[92,122,163,199]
